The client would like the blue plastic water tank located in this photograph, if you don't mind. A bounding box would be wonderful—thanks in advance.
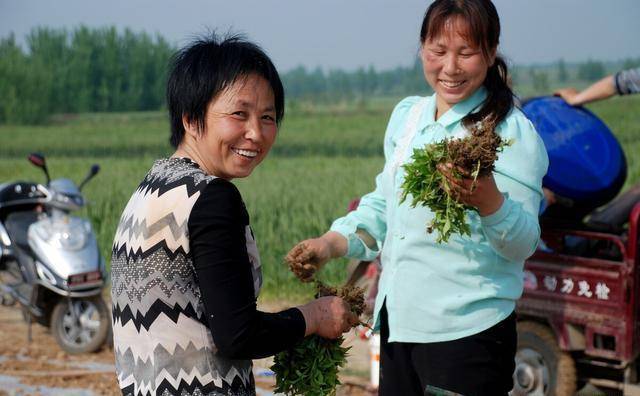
[522,96,626,206]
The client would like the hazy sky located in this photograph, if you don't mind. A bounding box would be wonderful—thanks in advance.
[1,0,638,72]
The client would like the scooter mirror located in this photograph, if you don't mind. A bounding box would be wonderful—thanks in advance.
[28,152,51,185]
[28,153,46,168]
[79,164,101,191]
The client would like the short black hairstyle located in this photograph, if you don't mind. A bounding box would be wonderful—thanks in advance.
[166,33,285,148]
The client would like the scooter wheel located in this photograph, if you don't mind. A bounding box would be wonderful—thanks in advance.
[51,296,110,354]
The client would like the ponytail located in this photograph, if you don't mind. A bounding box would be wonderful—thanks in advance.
[462,55,514,133]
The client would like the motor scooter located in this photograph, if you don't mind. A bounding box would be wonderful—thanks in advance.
[0,153,109,354]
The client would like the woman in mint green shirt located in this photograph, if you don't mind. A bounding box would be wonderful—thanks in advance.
[288,0,547,394]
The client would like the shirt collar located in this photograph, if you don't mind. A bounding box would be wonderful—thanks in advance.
[421,87,488,129]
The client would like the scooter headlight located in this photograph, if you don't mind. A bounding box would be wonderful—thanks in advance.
[51,229,87,250]
[33,217,88,251]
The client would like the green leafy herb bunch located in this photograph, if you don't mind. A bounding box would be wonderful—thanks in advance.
[271,282,365,396]
[400,119,509,243]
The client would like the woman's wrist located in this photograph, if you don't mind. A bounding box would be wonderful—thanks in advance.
[478,191,505,217]
[321,231,348,258]
[296,304,317,336]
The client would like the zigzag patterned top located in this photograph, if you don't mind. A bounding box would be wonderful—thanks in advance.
[111,158,305,396]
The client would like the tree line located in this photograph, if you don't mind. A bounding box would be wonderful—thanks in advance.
[0,27,172,124]
[1,26,638,124]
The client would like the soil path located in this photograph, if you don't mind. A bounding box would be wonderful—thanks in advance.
[0,300,372,396]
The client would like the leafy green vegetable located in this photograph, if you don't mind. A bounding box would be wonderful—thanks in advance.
[400,123,509,243]
[272,335,349,396]
[271,282,364,396]
[400,139,474,243]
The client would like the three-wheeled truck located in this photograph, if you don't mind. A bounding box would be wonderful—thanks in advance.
[513,195,640,395]
[512,96,637,396]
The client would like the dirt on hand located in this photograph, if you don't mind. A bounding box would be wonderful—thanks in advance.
[285,242,320,282]
[316,282,366,318]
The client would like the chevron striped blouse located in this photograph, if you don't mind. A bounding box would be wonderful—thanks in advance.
[111,157,305,396]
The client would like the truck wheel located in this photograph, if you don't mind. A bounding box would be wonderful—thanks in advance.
[512,321,576,396]
[51,296,109,354]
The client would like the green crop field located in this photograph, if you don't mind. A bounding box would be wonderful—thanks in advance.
[1,95,639,303]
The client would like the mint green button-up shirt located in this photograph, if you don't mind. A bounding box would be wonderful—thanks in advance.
[331,88,548,343]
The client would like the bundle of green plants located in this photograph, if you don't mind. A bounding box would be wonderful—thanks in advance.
[271,282,365,396]
[400,120,508,243]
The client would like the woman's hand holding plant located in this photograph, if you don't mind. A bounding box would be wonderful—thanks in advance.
[297,296,358,338]
[437,163,504,217]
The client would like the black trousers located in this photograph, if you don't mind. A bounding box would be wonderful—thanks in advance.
[379,304,516,396]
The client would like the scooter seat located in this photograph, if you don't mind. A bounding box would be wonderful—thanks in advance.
[586,184,640,233]
[542,183,640,235]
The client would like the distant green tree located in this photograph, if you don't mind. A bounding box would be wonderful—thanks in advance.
[622,58,640,70]
[0,33,53,123]
[326,69,353,101]
[308,67,327,99]
[557,59,569,82]
[26,27,68,113]
[578,59,606,81]
[0,34,25,123]
[366,65,378,95]
[281,65,309,99]
[280,57,431,103]
[353,66,368,107]
[403,57,429,95]
[509,66,520,87]
[67,26,94,113]
[530,69,549,93]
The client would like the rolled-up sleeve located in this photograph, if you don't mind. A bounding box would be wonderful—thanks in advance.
[330,97,420,261]
[614,68,640,95]
[331,176,387,261]
[481,111,549,262]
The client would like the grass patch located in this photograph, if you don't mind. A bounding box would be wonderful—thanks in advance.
[1,95,639,302]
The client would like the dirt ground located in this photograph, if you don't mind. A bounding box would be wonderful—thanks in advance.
[0,298,615,396]
[0,300,373,396]
[0,300,120,396]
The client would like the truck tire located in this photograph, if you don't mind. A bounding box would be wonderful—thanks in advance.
[512,321,577,396]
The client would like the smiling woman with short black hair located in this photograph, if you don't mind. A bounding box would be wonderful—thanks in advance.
[110,34,357,396]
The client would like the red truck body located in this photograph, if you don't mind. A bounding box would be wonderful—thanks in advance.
[516,203,640,393]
